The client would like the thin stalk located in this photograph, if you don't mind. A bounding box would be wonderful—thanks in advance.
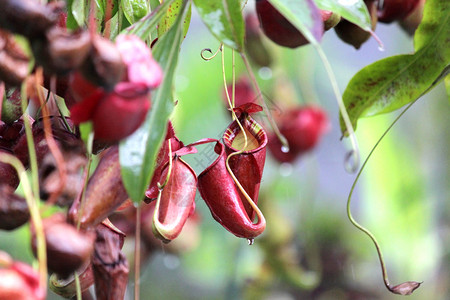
[347,101,416,293]
[76,133,94,230]
[74,272,82,300]
[315,46,360,172]
[20,82,40,201]
[240,52,288,149]
[0,153,47,293]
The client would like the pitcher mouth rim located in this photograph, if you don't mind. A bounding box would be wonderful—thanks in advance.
[223,116,268,153]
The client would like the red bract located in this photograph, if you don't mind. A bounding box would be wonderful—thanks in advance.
[268,106,330,163]
[91,83,150,142]
[31,213,95,279]
[281,106,329,152]
[0,262,44,300]
[377,0,421,23]
[0,147,19,189]
[152,156,197,242]
[256,0,323,48]
[68,146,129,229]
[115,34,162,88]
[69,34,162,143]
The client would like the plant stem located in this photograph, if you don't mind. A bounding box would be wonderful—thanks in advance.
[240,52,288,149]
[0,153,47,293]
[315,46,360,172]
[20,82,40,202]
[74,272,82,300]
[346,101,416,293]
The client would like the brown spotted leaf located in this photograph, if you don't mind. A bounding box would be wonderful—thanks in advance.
[340,0,450,134]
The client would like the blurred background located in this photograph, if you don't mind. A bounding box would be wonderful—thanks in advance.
[1,1,448,299]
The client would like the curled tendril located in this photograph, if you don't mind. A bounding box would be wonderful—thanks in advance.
[200,44,223,61]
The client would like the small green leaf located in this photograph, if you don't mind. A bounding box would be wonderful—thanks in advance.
[314,0,372,31]
[340,0,450,134]
[119,1,189,203]
[268,0,323,45]
[193,0,244,50]
[121,0,149,24]
[71,0,87,27]
[157,0,192,38]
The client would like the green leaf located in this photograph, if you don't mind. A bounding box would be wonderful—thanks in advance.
[121,0,149,24]
[340,0,450,134]
[105,12,121,40]
[71,0,86,27]
[157,0,192,38]
[193,0,244,50]
[93,0,105,30]
[124,0,176,40]
[268,0,323,45]
[314,0,372,31]
[119,1,189,203]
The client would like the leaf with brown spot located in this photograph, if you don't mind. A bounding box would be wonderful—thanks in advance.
[340,0,450,135]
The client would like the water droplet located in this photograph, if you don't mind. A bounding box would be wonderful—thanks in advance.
[279,162,293,177]
[378,45,385,52]
[344,150,359,173]
[163,254,180,270]
[258,67,272,80]
[281,145,289,153]
[247,238,254,245]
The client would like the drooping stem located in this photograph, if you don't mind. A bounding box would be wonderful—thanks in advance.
[74,272,82,300]
[0,152,47,293]
[20,82,40,202]
[76,133,94,231]
[347,101,417,294]
[240,52,288,149]
[315,46,360,172]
